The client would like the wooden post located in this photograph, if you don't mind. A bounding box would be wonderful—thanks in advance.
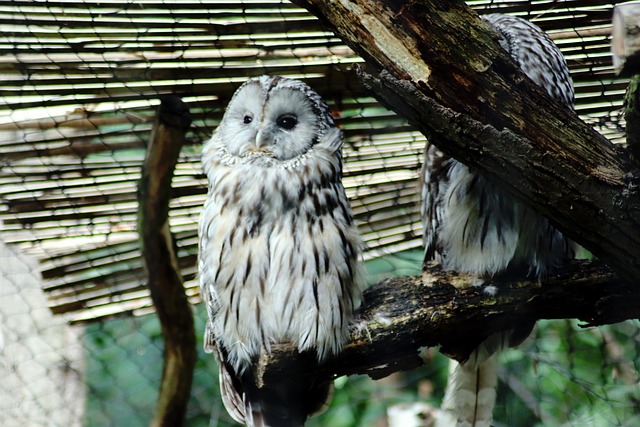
[138,96,196,427]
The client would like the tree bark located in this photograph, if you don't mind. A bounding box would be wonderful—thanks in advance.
[138,96,196,427]
[291,0,640,284]
[254,260,638,383]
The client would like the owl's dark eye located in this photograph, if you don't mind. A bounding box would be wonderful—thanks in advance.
[276,114,297,130]
[243,115,253,124]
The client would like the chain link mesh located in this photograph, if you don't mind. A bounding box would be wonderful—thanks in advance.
[1,1,637,426]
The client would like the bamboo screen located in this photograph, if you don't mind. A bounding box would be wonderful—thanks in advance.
[0,0,628,322]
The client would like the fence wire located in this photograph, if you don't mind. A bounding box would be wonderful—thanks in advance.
[1,1,637,426]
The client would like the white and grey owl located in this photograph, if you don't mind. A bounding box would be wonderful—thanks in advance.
[422,15,576,427]
[198,75,364,427]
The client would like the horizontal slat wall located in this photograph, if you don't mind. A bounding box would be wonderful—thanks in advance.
[0,0,629,323]
[470,0,626,142]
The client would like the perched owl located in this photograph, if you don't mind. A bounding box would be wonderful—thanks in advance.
[422,14,575,427]
[198,75,364,427]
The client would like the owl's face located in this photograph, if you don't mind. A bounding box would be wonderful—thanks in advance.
[216,76,335,162]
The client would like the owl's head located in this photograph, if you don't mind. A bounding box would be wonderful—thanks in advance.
[215,75,337,162]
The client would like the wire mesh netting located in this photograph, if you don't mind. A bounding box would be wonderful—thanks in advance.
[1,0,639,426]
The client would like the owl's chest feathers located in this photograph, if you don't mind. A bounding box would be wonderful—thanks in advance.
[202,153,358,367]
[211,157,344,231]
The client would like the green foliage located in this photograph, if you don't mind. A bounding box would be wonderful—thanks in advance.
[494,320,640,427]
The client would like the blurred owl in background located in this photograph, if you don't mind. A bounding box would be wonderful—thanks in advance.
[198,75,364,427]
[422,14,576,427]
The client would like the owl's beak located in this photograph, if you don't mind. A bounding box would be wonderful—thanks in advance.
[246,129,273,155]
[255,129,270,148]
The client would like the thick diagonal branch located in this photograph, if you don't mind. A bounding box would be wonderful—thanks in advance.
[292,0,640,284]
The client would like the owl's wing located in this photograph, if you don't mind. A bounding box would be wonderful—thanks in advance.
[216,346,247,424]
[420,141,452,266]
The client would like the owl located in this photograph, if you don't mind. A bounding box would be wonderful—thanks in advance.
[422,14,576,427]
[198,75,364,427]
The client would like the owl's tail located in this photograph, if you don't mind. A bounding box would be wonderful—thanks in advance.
[436,356,498,427]
[216,345,333,427]
[436,323,533,427]
[242,370,332,427]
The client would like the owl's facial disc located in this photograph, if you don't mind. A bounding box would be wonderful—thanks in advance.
[254,88,318,161]
[220,78,323,162]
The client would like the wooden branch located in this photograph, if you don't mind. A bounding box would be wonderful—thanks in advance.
[256,260,638,383]
[138,96,196,427]
[292,0,640,284]
[613,3,640,76]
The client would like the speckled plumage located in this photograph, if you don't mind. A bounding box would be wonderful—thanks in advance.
[422,13,575,279]
[422,15,576,427]
[198,75,364,426]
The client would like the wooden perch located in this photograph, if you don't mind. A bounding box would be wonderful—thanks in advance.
[255,260,638,383]
[292,0,640,284]
[613,2,640,76]
[138,96,195,427]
